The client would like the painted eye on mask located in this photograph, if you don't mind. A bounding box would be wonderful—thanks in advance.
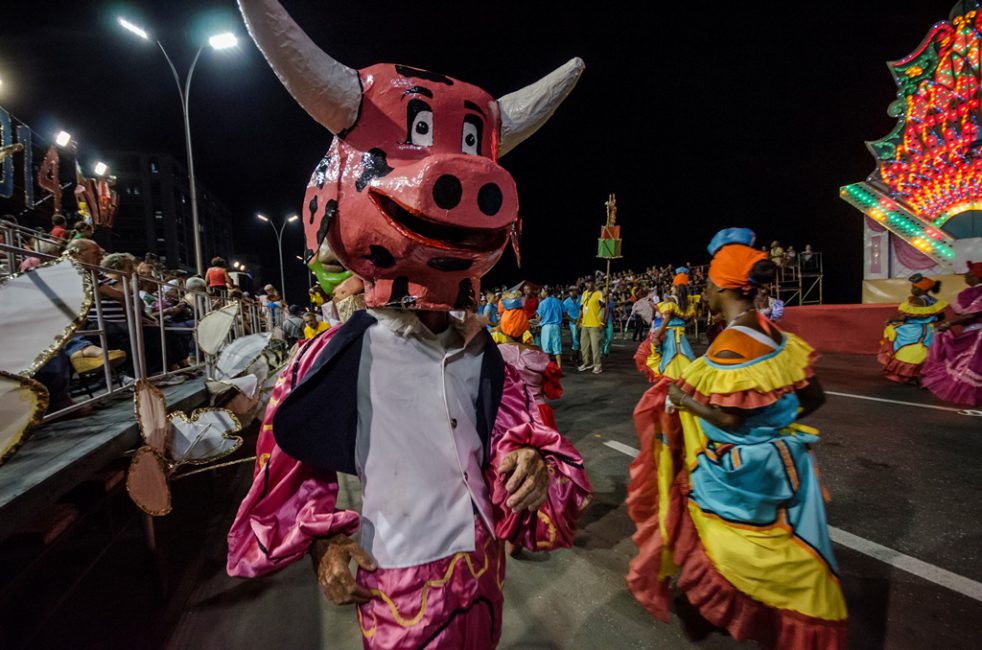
[468,115,484,156]
[406,98,434,147]
[462,115,482,155]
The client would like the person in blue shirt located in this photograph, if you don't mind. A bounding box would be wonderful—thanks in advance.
[479,290,499,331]
[536,287,565,366]
[563,286,581,361]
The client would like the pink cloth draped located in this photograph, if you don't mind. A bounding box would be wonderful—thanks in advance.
[227,327,360,578]
[892,236,936,271]
[226,321,592,648]
[497,344,549,403]
[486,364,592,551]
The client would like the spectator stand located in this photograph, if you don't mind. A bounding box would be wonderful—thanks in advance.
[0,232,267,634]
[776,251,824,306]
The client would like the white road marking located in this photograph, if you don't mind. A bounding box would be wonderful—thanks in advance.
[601,438,982,603]
[825,390,981,416]
[827,527,982,603]
[603,440,640,457]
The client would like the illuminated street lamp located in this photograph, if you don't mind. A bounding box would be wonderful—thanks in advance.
[257,213,298,302]
[55,131,72,147]
[93,161,109,176]
[117,16,239,275]
[208,33,238,50]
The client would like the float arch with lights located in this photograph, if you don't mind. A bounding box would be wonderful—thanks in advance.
[842,1,982,302]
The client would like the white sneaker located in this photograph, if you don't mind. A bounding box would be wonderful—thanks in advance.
[577,364,593,372]
[592,366,603,374]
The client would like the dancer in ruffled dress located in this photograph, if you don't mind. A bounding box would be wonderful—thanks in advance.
[921,262,982,406]
[877,274,947,384]
[626,228,847,649]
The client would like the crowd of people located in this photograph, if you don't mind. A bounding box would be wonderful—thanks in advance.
[1,213,298,420]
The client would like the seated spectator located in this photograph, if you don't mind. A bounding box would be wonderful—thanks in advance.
[34,336,125,418]
[71,220,94,240]
[282,305,305,344]
[261,284,284,328]
[50,213,68,240]
[99,252,186,374]
[801,243,818,271]
[17,231,44,273]
[770,240,785,267]
[302,310,330,340]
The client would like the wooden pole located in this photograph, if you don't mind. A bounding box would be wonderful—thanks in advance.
[605,258,611,307]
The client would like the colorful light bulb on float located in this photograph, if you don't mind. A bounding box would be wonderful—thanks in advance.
[840,3,982,265]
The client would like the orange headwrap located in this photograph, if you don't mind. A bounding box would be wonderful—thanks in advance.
[499,308,530,340]
[911,276,935,292]
[672,273,689,286]
[708,244,767,290]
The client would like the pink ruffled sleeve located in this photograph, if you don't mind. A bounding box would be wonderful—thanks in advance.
[227,327,360,578]
[485,364,592,551]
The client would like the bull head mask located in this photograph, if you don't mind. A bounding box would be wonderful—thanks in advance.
[239,0,584,310]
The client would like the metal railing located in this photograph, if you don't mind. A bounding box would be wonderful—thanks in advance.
[777,251,824,305]
[0,235,270,421]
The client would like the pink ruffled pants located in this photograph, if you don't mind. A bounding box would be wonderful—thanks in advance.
[354,521,505,649]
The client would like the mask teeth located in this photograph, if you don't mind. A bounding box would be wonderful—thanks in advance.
[384,295,418,309]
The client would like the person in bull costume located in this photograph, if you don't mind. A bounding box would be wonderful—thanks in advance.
[226,2,592,648]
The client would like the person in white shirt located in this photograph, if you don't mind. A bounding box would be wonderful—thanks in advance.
[226,7,590,647]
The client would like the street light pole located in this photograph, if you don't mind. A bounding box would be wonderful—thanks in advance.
[118,18,237,276]
[156,44,205,275]
[258,213,298,303]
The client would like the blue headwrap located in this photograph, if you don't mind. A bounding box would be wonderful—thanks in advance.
[707,227,757,255]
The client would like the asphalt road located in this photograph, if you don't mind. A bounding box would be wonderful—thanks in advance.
[156,339,982,649]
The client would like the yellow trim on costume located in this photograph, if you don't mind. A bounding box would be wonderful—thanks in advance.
[657,302,695,319]
[898,299,948,316]
[688,501,847,620]
[358,536,493,637]
[681,333,814,400]
[536,511,557,549]
[676,408,845,621]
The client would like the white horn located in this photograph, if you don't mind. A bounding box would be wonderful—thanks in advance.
[238,0,362,134]
[497,57,585,157]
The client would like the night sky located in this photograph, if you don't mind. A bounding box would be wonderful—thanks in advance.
[0,1,961,302]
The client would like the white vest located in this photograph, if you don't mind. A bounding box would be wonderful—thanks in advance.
[354,310,494,569]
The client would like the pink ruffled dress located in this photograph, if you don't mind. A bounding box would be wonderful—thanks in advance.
[921,283,982,406]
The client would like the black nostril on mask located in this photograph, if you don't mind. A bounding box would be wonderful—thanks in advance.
[477,183,503,216]
[433,175,463,210]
